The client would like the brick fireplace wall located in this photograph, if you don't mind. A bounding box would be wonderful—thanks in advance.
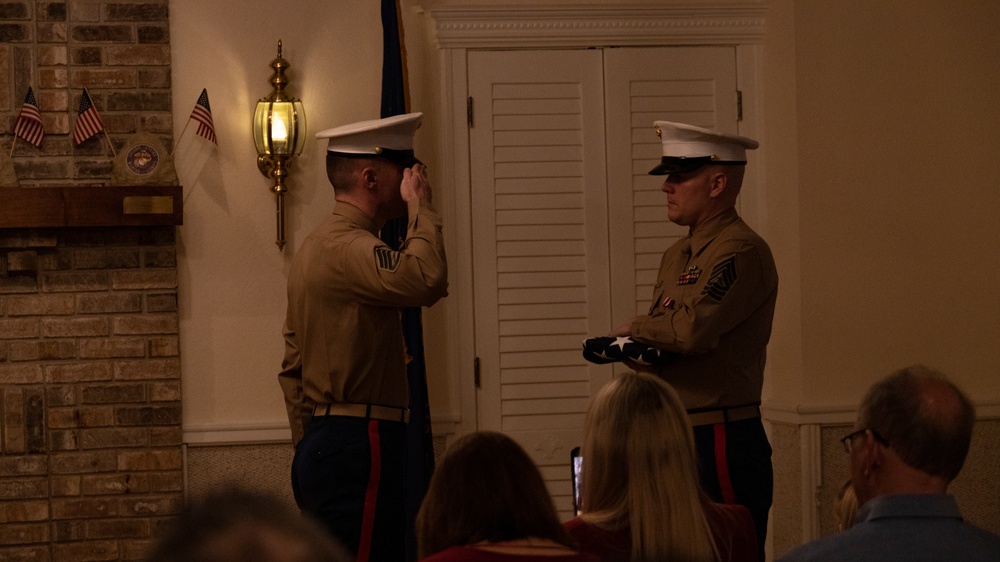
[1,2,178,561]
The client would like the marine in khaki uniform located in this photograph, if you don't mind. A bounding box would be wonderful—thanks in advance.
[611,121,777,561]
[278,112,448,562]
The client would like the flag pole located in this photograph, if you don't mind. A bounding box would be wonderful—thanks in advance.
[172,116,192,153]
[8,135,17,159]
[102,128,117,158]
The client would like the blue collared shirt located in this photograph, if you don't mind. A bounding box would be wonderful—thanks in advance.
[777,494,1000,562]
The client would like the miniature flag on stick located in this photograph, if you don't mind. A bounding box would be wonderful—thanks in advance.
[73,88,105,145]
[190,88,217,144]
[13,87,45,149]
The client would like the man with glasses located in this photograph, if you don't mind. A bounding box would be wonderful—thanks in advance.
[778,365,1000,561]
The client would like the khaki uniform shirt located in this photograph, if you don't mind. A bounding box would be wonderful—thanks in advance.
[278,198,448,444]
[631,207,777,410]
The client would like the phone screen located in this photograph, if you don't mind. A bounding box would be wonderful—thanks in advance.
[570,446,582,516]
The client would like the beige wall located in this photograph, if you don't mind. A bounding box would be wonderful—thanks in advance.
[171,0,1000,557]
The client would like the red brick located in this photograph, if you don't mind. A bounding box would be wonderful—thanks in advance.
[0,500,49,522]
[45,362,112,384]
[9,340,77,361]
[81,383,146,404]
[114,358,179,381]
[52,540,119,561]
[149,382,179,402]
[41,271,109,292]
[39,89,69,111]
[73,248,140,270]
[111,315,176,336]
[51,497,118,520]
[37,22,67,42]
[6,294,75,316]
[110,270,176,290]
[71,67,137,87]
[0,479,48,500]
[46,386,77,407]
[116,449,181,471]
[38,45,67,65]
[144,293,176,313]
[81,427,148,449]
[0,318,40,339]
[0,523,50,546]
[114,405,180,427]
[81,473,148,496]
[105,46,169,66]
[48,406,115,429]
[105,4,168,21]
[50,475,81,497]
[0,275,39,294]
[146,336,178,357]
[49,430,79,451]
[148,427,181,447]
[86,517,150,539]
[146,471,182,493]
[6,251,37,272]
[120,494,183,517]
[0,545,50,560]
[3,387,26,453]
[0,456,47,477]
[79,337,145,359]
[0,364,44,384]
[76,293,142,314]
[39,67,67,88]
[53,519,85,541]
[49,451,117,474]
[40,317,109,338]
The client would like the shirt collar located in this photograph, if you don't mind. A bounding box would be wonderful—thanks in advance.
[688,207,741,257]
[333,201,379,236]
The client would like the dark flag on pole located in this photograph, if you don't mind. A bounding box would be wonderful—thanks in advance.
[380,1,433,561]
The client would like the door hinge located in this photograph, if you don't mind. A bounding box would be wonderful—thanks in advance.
[467,97,474,128]
[737,90,743,122]
[474,356,481,388]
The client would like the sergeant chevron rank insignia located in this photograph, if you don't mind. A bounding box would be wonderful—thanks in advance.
[374,247,401,272]
[702,256,737,301]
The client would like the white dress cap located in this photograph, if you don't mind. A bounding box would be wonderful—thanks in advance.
[649,120,759,175]
[316,112,423,155]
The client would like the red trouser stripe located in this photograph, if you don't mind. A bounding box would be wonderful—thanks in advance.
[713,423,737,504]
[356,420,382,562]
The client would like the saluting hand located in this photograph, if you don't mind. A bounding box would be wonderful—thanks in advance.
[400,163,432,203]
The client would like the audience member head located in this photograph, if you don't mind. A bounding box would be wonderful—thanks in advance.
[143,487,350,562]
[833,479,858,532]
[581,372,718,562]
[847,365,975,504]
[416,431,575,558]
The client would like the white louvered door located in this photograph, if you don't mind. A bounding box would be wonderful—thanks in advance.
[468,47,738,519]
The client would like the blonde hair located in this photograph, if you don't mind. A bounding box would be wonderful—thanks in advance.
[581,372,718,562]
[834,479,858,531]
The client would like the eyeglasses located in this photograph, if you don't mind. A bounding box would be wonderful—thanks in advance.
[840,428,889,453]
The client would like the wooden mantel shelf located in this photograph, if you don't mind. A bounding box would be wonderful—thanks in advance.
[0,185,183,228]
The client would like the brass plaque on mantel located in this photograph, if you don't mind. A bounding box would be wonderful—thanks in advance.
[0,185,183,228]
[123,196,174,215]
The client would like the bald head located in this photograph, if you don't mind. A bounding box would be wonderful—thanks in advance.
[858,365,975,481]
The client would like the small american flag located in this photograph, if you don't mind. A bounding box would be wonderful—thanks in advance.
[73,89,105,145]
[190,88,217,144]
[13,87,45,148]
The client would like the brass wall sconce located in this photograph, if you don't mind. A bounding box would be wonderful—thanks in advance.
[253,40,306,250]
